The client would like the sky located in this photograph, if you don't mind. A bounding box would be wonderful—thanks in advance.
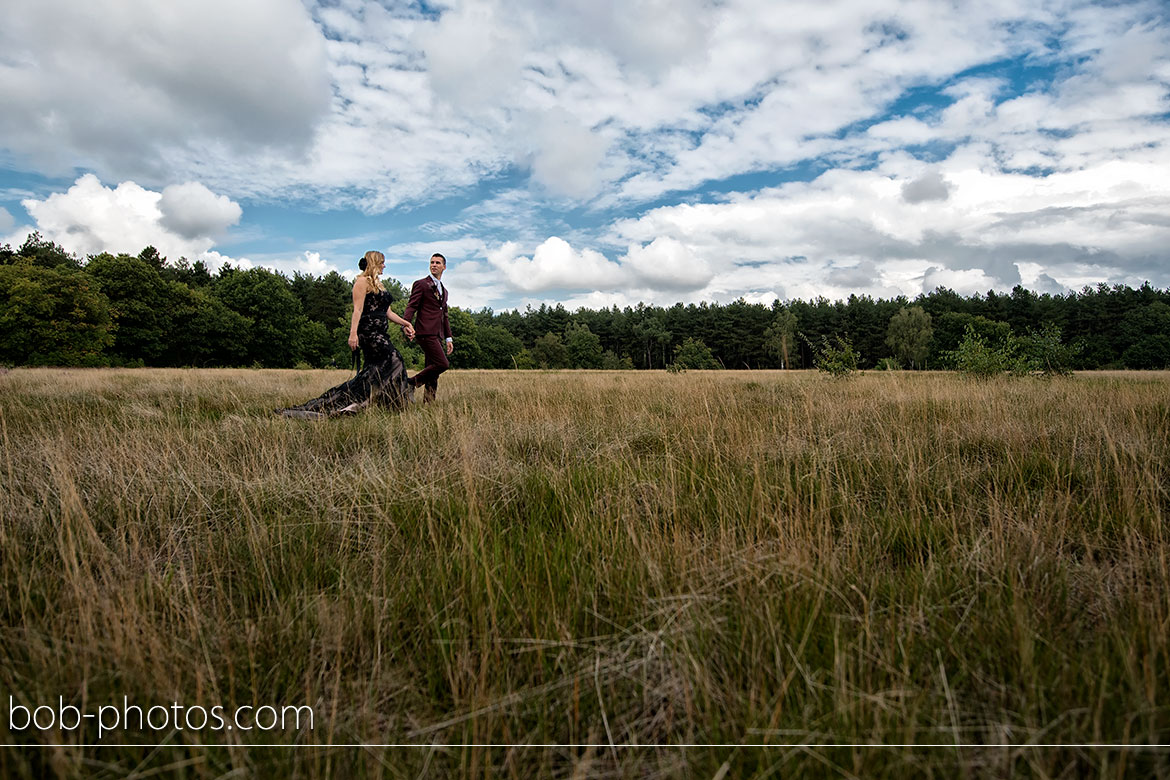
[1,0,1168,312]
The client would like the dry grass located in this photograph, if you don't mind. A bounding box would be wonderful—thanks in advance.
[1,368,1168,778]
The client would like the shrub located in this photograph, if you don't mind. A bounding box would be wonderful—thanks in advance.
[601,350,634,370]
[946,324,1013,379]
[1014,324,1079,376]
[670,337,720,371]
[811,334,860,378]
[950,323,1079,379]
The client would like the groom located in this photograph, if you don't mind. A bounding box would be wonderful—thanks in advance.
[404,252,453,403]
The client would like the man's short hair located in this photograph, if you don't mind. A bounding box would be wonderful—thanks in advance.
[431,253,446,264]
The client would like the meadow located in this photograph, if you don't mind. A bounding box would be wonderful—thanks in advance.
[1,367,1167,778]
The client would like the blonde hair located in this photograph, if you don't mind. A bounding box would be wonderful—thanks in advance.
[359,250,385,293]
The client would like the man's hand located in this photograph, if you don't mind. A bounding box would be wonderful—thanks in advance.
[403,324,415,340]
[445,340,454,356]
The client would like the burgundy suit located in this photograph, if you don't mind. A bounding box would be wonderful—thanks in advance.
[403,276,452,401]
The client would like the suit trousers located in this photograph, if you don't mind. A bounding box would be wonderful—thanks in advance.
[413,334,449,401]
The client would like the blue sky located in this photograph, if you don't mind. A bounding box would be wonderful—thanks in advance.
[2,0,1168,311]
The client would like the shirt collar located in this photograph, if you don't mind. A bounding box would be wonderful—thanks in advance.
[429,273,443,289]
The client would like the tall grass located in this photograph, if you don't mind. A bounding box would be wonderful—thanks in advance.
[1,368,1168,778]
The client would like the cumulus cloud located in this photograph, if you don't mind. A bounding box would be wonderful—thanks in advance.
[290,251,345,278]
[920,266,1001,296]
[158,182,243,239]
[484,233,717,297]
[489,237,626,292]
[622,236,712,290]
[600,148,1170,302]
[0,207,12,232]
[19,174,245,264]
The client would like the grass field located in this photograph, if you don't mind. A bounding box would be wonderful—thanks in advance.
[1,367,1168,778]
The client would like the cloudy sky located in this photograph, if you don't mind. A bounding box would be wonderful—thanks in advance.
[2,0,1168,310]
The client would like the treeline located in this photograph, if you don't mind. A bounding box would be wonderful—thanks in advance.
[2,233,1169,370]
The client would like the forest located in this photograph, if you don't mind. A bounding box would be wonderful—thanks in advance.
[2,232,1168,371]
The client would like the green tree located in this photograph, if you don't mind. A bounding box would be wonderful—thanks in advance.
[448,307,484,369]
[298,320,335,367]
[764,308,798,369]
[0,264,113,365]
[137,246,166,271]
[633,317,671,368]
[531,332,569,368]
[163,257,213,288]
[885,305,933,369]
[212,268,306,367]
[671,337,720,370]
[512,348,536,369]
[601,350,633,370]
[165,282,250,366]
[1120,302,1170,369]
[931,313,1011,365]
[1,232,81,270]
[477,325,523,368]
[85,253,170,364]
[565,322,603,368]
[291,270,352,329]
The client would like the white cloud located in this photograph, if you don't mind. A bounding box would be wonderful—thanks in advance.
[525,110,611,200]
[199,250,253,272]
[5,0,1167,224]
[598,147,1170,302]
[489,237,626,292]
[482,232,717,298]
[0,207,12,232]
[622,236,712,290]
[0,0,330,180]
[288,250,344,278]
[19,174,246,265]
[867,117,937,145]
[158,182,242,239]
[419,1,529,108]
[921,266,1002,297]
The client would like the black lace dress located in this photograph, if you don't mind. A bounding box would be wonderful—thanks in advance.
[278,290,413,418]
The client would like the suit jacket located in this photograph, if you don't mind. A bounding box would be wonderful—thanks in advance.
[404,277,452,339]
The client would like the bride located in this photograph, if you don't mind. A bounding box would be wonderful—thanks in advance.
[277,251,415,418]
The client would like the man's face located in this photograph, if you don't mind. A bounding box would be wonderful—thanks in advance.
[430,256,445,278]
